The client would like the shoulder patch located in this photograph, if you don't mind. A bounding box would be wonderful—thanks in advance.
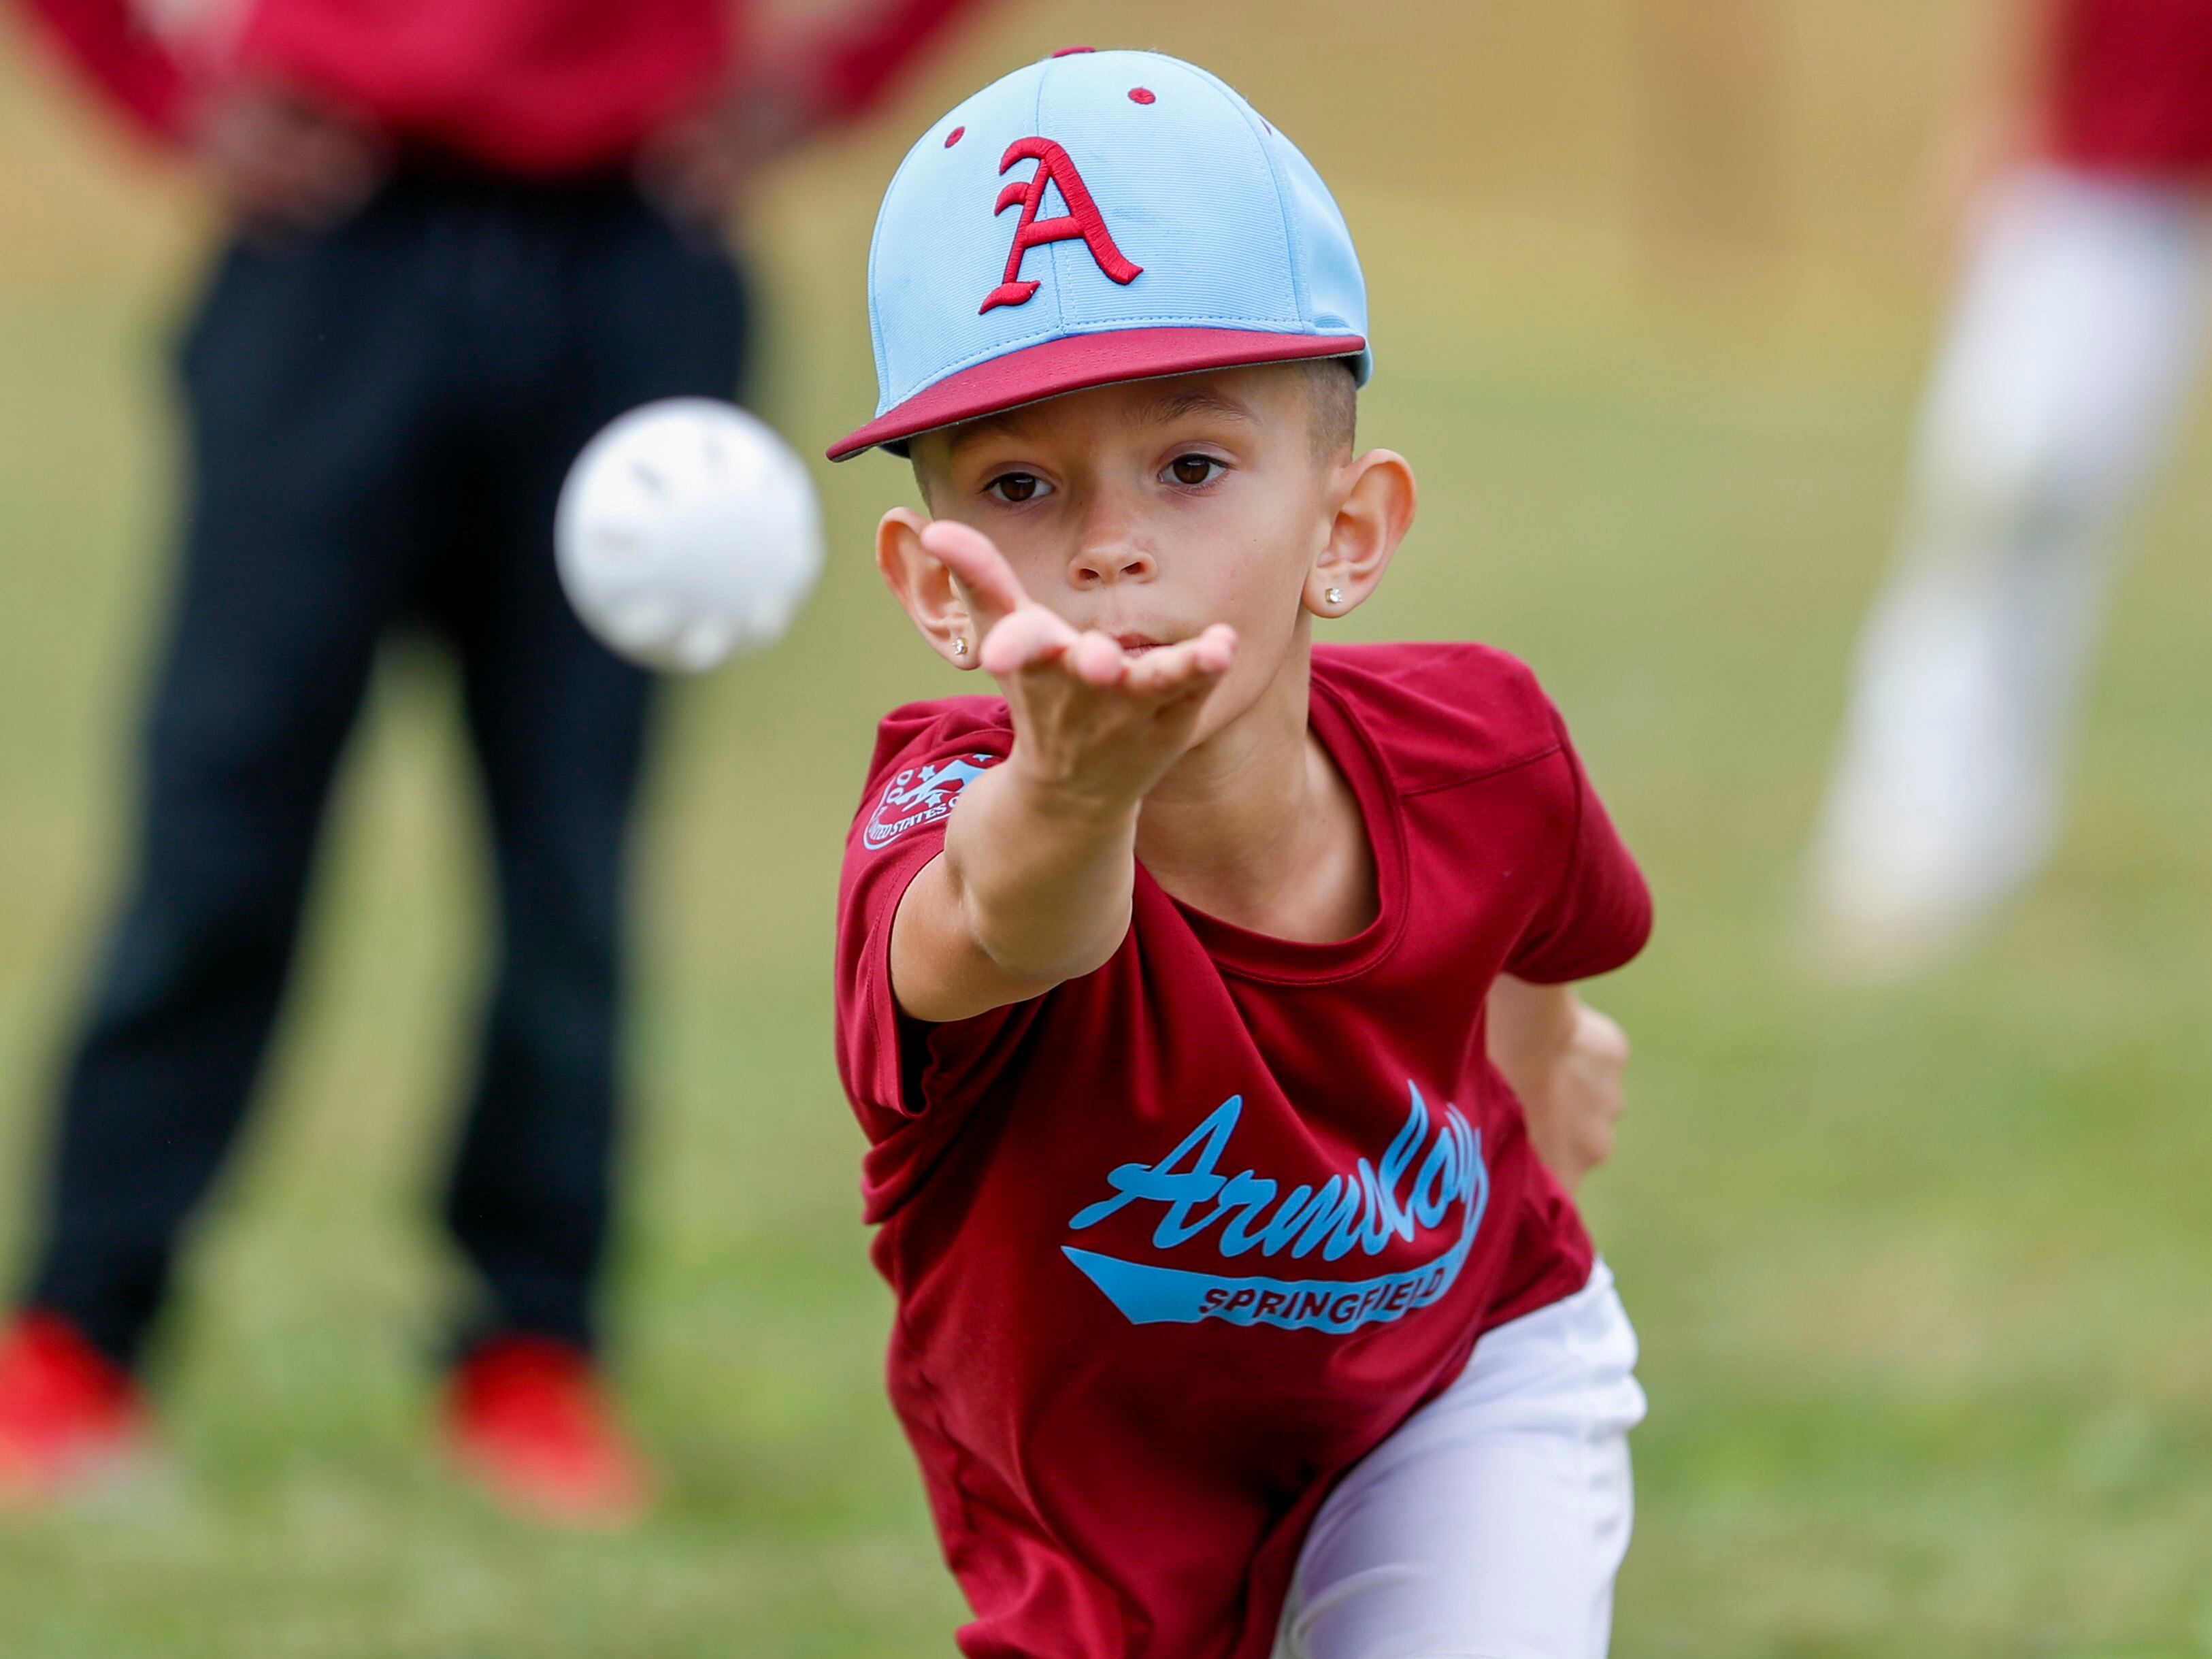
[863,752,1001,850]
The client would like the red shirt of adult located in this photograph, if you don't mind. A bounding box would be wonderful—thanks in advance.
[15,0,979,175]
[2047,0,2212,174]
[836,642,1653,1658]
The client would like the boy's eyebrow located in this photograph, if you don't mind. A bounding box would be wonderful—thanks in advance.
[1134,385,1261,427]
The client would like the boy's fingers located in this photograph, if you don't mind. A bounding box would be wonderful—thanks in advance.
[1151,623,1238,679]
[1119,644,1209,697]
[980,604,1077,676]
[988,617,1236,704]
[1122,625,1239,698]
[920,520,1029,617]
[1068,630,1128,687]
[1189,623,1238,677]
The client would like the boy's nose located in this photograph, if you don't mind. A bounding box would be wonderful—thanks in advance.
[1067,536,1155,589]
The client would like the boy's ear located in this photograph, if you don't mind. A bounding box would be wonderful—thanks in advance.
[878,507,982,670]
[1305,449,1418,619]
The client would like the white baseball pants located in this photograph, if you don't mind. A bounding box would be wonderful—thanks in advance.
[1273,1261,1645,1659]
[1811,165,2212,945]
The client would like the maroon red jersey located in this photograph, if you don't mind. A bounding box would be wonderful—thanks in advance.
[2047,0,2212,174]
[834,642,1653,1659]
[14,0,981,173]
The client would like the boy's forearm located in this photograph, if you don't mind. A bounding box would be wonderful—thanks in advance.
[944,763,1139,983]
[1485,974,1579,1085]
[888,761,1138,1024]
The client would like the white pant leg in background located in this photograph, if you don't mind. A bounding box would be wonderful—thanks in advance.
[1809,167,2212,962]
[1274,1262,1646,1659]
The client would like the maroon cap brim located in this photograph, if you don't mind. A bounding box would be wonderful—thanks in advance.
[826,327,1368,461]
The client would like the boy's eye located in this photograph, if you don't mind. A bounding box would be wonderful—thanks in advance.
[985,472,1051,504]
[1165,455,1224,487]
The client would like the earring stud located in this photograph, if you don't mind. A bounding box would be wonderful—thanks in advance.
[953,636,970,657]
[1323,586,1344,608]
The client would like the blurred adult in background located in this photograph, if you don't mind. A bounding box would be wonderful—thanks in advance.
[1808,0,2212,974]
[0,0,981,1523]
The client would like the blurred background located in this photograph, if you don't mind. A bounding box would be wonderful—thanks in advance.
[3,0,2209,1654]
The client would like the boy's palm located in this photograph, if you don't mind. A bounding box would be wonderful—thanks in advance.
[921,521,1238,810]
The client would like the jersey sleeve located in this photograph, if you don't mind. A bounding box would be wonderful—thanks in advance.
[12,0,195,147]
[804,0,991,125]
[834,711,1036,1140]
[1504,710,1653,984]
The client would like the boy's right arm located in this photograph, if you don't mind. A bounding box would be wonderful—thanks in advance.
[887,521,1236,1025]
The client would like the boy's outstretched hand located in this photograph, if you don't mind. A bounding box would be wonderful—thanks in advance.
[921,521,1238,810]
[887,521,1238,1025]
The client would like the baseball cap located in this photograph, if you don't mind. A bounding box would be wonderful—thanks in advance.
[827,48,1370,462]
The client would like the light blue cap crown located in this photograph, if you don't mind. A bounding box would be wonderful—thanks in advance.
[828,48,1370,459]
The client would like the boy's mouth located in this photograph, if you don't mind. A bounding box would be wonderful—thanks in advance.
[1112,633,1166,655]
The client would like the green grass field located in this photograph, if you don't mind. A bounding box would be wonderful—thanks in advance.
[3,5,2210,1654]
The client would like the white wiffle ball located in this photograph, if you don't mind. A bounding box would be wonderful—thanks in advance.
[555,399,825,673]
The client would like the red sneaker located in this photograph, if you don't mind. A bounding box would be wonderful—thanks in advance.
[0,1312,150,1507]
[442,1336,653,1528]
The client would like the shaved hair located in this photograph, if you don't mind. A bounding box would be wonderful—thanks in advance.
[1301,357,1358,461]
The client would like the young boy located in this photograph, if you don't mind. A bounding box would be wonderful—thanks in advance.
[829,49,1652,1659]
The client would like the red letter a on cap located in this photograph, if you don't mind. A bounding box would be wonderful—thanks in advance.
[980,137,1142,314]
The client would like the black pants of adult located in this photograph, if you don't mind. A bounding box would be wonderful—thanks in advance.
[22,168,749,1371]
